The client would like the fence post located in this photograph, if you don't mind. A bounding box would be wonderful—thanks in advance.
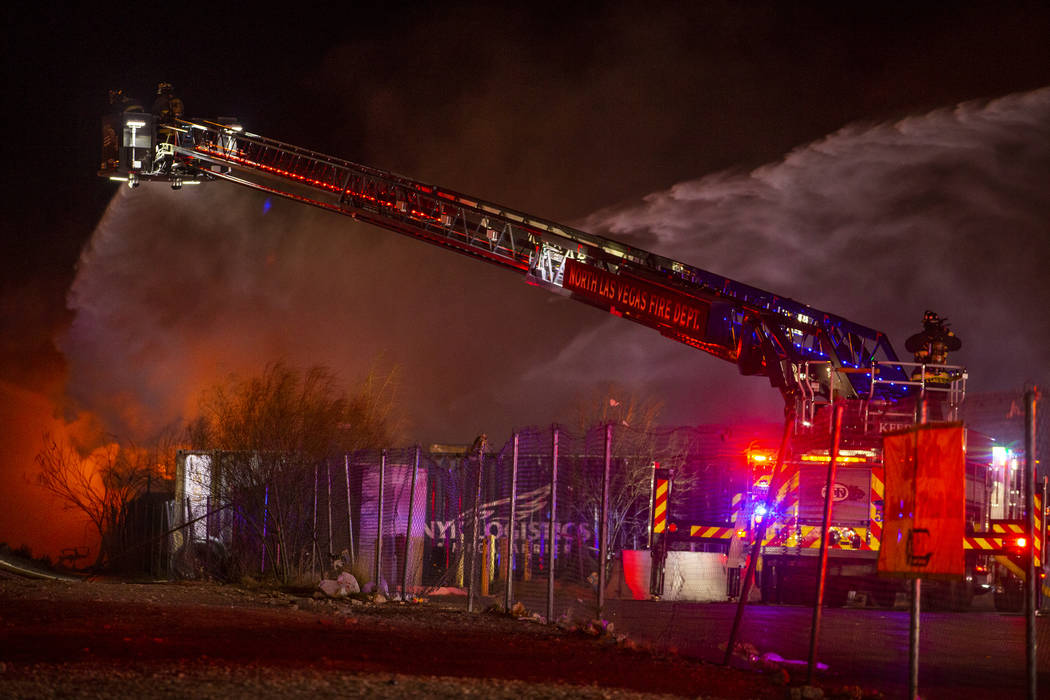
[345,455,355,566]
[1025,389,1038,700]
[261,485,269,574]
[401,446,421,600]
[186,496,193,542]
[312,464,319,579]
[724,408,794,665]
[908,397,930,699]
[374,449,387,592]
[504,432,520,611]
[548,426,559,624]
[807,402,845,685]
[597,423,612,614]
[205,495,212,574]
[467,442,485,612]
[151,497,158,577]
[326,460,333,563]
[162,501,170,577]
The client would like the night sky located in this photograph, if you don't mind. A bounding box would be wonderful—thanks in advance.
[3,2,1050,556]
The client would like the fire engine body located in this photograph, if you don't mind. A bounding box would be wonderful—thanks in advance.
[100,105,1041,607]
[667,398,1046,610]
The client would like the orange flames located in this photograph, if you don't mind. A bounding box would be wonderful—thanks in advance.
[0,380,102,560]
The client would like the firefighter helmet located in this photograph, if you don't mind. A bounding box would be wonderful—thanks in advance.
[904,310,961,354]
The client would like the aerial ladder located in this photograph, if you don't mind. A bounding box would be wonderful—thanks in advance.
[99,107,933,416]
[100,102,1004,605]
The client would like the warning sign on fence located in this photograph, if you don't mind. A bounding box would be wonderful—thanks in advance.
[878,423,965,578]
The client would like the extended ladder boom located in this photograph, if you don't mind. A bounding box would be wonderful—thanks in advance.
[99,111,912,402]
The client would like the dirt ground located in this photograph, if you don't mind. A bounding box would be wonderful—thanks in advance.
[0,572,800,699]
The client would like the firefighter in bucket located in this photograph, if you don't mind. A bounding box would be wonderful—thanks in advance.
[904,310,962,389]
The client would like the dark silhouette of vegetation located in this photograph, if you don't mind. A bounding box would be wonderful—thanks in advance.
[185,361,400,582]
[36,435,173,569]
[567,383,696,558]
[0,542,55,571]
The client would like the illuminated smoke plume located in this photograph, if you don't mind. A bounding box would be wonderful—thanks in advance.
[578,88,1050,399]
[61,88,1050,448]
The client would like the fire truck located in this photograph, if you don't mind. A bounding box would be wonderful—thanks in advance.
[683,405,1046,611]
[99,100,1042,608]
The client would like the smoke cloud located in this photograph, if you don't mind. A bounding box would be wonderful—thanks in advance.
[59,88,1050,449]
[581,88,1050,396]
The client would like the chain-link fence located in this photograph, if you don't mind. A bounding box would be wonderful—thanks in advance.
[167,390,1047,616]
[167,422,764,617]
